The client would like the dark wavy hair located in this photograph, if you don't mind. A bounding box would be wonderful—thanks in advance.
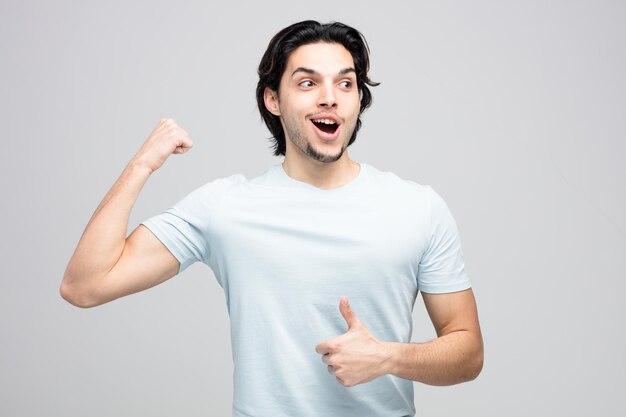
[256,20,380,156]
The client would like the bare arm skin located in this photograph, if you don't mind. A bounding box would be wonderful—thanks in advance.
[315,290,483,387]
[60,119,193,308]
[384,288,484,385]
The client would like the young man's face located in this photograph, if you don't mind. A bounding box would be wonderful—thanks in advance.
[265,42,360,163]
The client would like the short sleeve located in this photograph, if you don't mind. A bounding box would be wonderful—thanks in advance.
[417,186,471,293]
[141,174,245,274]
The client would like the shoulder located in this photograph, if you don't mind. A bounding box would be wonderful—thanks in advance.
[362,164,458,219]
[363,163,432,198]
[204,173,248,193]
[174,173,248,211]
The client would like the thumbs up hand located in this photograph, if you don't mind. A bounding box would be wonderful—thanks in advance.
[315,297,393,387]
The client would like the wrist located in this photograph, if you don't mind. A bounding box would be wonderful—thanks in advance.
[127,159,155,177]
[379,341,399,376]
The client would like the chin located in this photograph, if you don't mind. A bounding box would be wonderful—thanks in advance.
[307,145,346,163]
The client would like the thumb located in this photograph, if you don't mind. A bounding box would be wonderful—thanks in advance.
[339,297,359,330]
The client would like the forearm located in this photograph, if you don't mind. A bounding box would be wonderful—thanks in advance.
[59,119,193,307]
[384,330,483,386]
[61,161,152,300]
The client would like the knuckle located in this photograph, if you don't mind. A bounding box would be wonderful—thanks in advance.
[328,342,341,352]
[336,374,353,387]
[337,376,348,386]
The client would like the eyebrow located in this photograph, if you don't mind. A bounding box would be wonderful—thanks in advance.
[290,67,356,77]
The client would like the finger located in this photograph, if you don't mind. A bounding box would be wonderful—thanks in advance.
[181,136,193,149]
[339,297,358,329]
[175,139,193,153]
[315,342,328,355]
[170,133,193,151]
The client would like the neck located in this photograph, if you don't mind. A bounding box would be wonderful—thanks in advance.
[282,150,360,190]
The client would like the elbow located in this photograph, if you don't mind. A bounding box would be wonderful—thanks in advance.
[463,343,484,382]
[467,350,484,381]
[59,274,100,309]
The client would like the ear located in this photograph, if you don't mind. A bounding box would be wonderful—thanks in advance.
[263,87,281,116]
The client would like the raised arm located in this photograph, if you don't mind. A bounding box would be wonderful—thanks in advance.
[60,119,192,308]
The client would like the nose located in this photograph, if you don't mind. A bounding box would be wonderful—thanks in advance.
[317,81,337,108]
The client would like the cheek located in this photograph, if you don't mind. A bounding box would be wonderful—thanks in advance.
[347,93,361,114]
[277,97,296,117]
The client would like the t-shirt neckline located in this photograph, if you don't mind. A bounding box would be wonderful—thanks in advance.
[272,162,367,193]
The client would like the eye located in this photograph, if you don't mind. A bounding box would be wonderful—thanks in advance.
[339,80,353,89]
[298,80,315,88]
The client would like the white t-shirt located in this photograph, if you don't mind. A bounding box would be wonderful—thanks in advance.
[142,162,471,417]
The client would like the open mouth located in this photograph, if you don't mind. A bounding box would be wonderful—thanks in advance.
[311,118,339,134]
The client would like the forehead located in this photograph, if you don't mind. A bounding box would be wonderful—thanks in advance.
[285,42,355,75]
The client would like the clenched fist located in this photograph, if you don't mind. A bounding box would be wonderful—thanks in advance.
[131,118,193,173]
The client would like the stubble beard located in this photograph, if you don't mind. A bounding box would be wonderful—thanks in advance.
[282,114,356,163]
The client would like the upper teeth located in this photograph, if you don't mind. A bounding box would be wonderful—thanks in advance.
[313,118,336,125]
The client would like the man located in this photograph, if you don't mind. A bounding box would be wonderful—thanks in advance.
[61,20,483,417]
